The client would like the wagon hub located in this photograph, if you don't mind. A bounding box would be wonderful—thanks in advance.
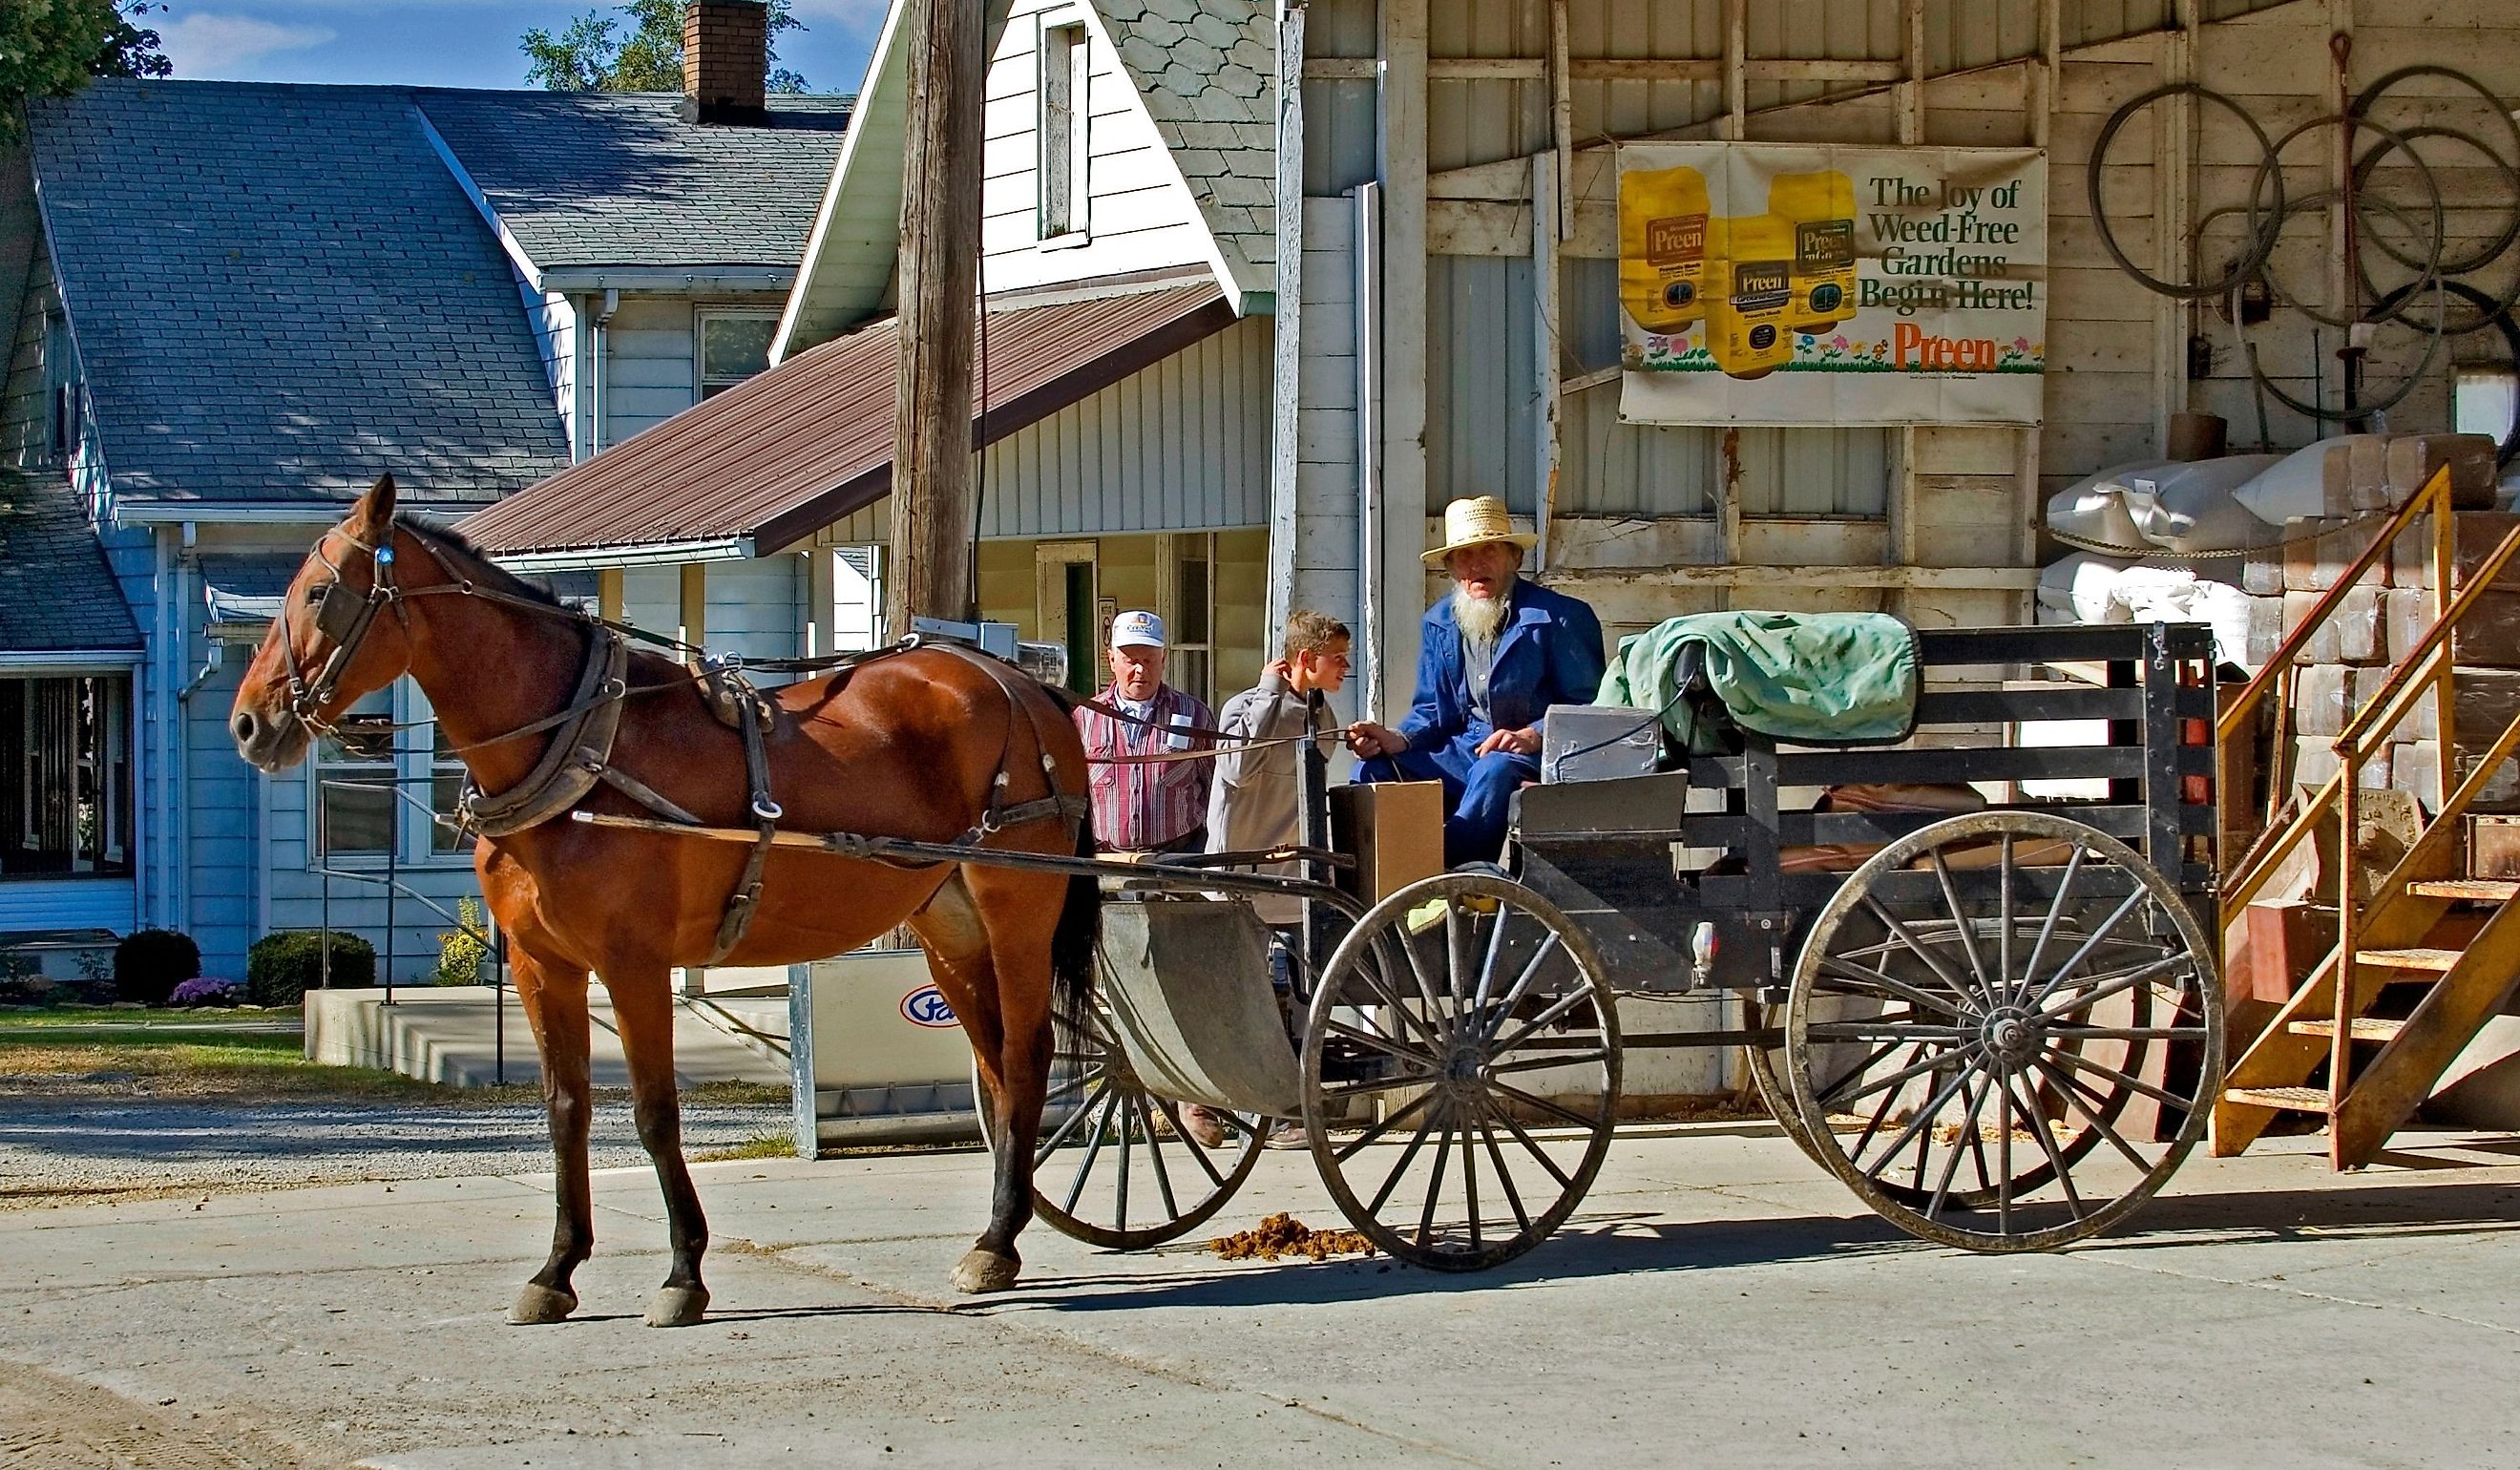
[1982,1006,2046,1070]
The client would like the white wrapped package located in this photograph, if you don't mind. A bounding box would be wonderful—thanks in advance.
[2037,552,2137,623]
[2044,461,2170,555]
[2037,554,2256,667]
[2232,436,2390,523]
[2116,454,2286,554]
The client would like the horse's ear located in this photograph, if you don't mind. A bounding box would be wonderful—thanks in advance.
[347,473,397,539]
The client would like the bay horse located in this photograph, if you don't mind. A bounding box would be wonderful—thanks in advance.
[229,475,1097,1327]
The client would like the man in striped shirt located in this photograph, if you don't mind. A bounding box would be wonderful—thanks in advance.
[1072,610,1215,854]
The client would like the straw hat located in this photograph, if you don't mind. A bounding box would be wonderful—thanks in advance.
[1421,495,1538,567]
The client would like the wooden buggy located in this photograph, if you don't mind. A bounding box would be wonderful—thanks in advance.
[978,621,2225,1270]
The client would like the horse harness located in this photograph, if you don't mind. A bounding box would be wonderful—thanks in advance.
[284,519,1088,965]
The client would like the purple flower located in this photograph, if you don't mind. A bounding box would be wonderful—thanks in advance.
[170,976,237,1008]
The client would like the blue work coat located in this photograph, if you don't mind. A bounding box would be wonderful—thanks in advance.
[1396,580,1607,757]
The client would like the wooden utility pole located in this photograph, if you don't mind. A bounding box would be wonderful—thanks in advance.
[889,0,987,632]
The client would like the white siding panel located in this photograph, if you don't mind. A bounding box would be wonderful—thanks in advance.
[973,315,1272,537]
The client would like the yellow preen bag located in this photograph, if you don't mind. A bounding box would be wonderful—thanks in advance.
[1619,165,1711,333]
[1708,214,1795,380]
[1770,170,1857,335]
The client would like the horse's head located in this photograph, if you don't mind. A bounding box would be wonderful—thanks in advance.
[231,474,419,771]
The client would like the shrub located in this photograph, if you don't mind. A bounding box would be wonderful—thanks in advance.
[114,928,201,1006]
[433,897,488,986]
[246,931,376,1007]
[169,976,238,1008]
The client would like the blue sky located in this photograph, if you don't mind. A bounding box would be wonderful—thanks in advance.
[144,1,885,94]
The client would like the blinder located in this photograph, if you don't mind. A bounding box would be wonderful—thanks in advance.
[282,535,400,733]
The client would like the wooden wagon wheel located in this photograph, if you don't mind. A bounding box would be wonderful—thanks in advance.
[974,994,1263,1250]
[1782,810,2221,1252]
[1300,872,1621,1271]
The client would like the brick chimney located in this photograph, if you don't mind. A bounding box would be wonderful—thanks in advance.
[682,1,767,126]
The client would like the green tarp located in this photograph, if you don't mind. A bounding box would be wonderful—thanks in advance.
[1597,611,1920,752]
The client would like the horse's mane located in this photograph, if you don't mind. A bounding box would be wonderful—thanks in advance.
[397,515,567,613]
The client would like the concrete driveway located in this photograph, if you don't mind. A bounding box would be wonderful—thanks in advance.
[3,1124,2516,1468]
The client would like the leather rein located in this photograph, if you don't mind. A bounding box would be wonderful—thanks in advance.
[278,519,1087,964]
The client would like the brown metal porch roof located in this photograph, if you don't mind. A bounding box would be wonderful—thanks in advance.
[462,278,1235,557]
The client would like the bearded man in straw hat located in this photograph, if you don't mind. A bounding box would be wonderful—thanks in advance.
[1345,495,1606,866]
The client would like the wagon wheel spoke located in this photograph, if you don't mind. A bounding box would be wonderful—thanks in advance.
[1488,986,1601,1057]
[1851,1047,1983,1185]
[1471,1096,1535,1235]
[1484,1049,1612,1080]
[1061,1091,1120,1216]
[1368,1101,1447,1216]
[1153,1098,1232,1188]
[1138,1095,1183,1223]
[1484,1077,1605,1133]
[1471,904,1513,1012]
[2015,841,2088,1007]
[2039,1044,2197,1113]
[1334,1086,1438,1165]
[1035,1076,1112,1165]
[2035,953,2194,1017]
[1480,932,1565,1040]
[1319,1068,1441,1102]
[1321,1016,1443,1071]
[2036,1056,2158,1174]
[1813,956,1974,1018]
[1862,896,1983,1006]
[1928,848,1997,1007]
[1484,1095,1580,1192]
[1819,1038,1962,1113]
[1925,1060,1998,1221]
[2026,886,2151,1009]
[1417,1114,1458,1250]
[1999,1067,2086,1221]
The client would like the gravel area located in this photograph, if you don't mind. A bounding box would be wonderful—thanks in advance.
[0,1097,789,1202]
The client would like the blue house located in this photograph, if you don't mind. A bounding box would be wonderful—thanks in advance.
[0,19,849,983]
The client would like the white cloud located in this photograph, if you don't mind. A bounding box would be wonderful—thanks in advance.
[160,14,338,74]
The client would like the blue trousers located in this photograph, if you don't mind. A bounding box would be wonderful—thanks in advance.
[1355,742,1540,867]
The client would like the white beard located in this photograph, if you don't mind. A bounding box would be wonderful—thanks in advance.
[1451,583,1510,646]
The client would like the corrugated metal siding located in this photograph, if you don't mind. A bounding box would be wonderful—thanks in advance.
[1303,0,1380,194]
[1557,385,1717,516]
[1425,254,1539,513]
[1293,199,1361,624]
[977,312,1272,536]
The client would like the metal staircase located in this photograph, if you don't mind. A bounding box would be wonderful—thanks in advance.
[2213,466,2520,1167]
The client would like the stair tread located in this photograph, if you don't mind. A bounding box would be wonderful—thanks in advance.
[2288,1018,2407,1041]
[2225,1085,2333,1111]
[2356,947,2466,971]
[2408,879,2520,902]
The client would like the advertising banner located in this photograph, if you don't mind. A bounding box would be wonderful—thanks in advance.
[1617,142,2048,426]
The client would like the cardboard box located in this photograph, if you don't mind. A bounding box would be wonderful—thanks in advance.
[1328,780,1445,903]
[2385,433,2499,511]
[2474,815,2520,879]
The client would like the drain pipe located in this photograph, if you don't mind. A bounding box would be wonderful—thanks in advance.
[589,287,620,456]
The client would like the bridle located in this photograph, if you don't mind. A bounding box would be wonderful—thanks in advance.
[278,523,419,736]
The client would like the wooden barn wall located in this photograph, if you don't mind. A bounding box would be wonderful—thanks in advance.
[1298,0,2493,659]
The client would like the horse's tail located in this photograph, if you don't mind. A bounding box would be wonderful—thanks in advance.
[1052,815,1100,1040]
[1023,675,1100,1037]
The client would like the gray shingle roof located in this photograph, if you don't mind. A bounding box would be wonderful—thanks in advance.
[416,92,851,274]
[1090,0,1275,295]
[29,80,571,506]
[0,472,141,654]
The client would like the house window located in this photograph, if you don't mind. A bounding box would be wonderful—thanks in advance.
[314,688,396,858]
[1039,20,1090,242]
[1,675,130,878]
[311,681,469,863]
[697,312,778,400]
[1161,533,1215,707]
[43,309,80,465]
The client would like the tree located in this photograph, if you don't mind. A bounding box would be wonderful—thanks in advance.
[522,1,810,94]
[1,1,170,140]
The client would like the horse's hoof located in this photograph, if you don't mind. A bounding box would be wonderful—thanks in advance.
[645,1284,711,1328]
[951,1248,1020,1294]
[508,1283,578,1325]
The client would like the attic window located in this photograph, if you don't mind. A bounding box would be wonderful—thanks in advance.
[1039,20,1090,243]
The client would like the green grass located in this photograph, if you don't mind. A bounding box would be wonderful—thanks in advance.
[693,1128,800,1163]
[0,1028,539,1104]
[0,1005,302,1030]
